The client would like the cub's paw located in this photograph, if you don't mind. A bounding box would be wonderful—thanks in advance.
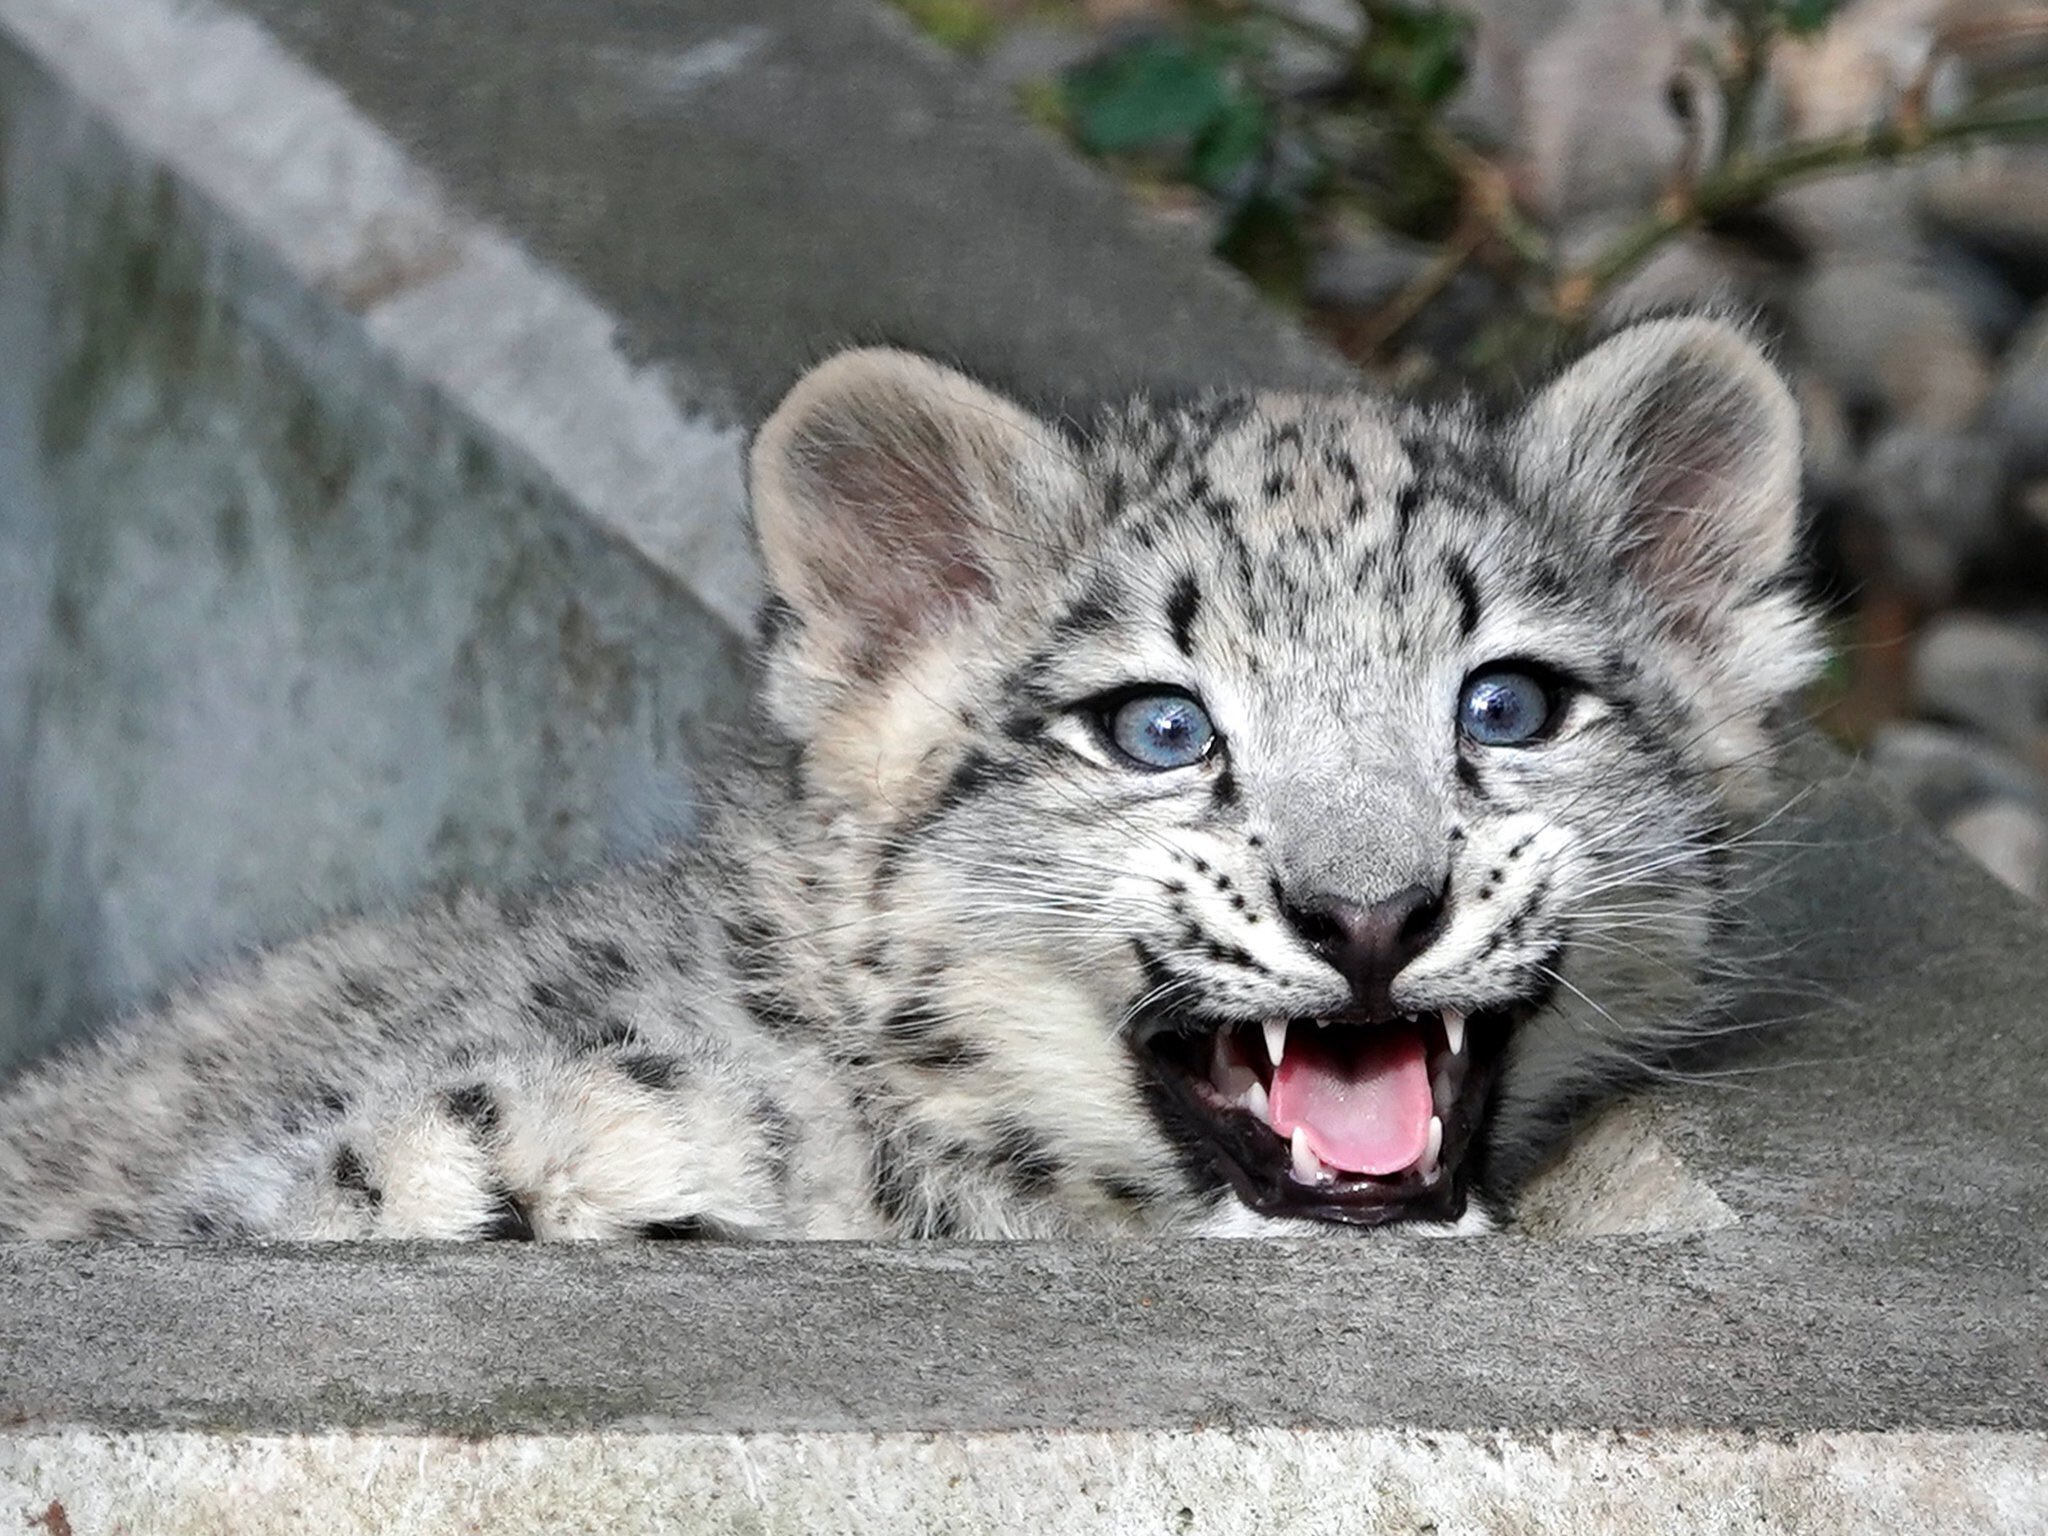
[309,1050,788,1240]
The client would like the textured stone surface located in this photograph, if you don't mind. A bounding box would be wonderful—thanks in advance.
[0,5,754,1069]
[4,1429,2045,1535]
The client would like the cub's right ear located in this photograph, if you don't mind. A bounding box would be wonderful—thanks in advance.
[748,348,1080,684]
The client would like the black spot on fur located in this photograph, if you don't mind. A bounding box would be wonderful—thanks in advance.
[1166,574,1201,656]
[1098,1175,1154,1207]
[1394,478,1423,543]
[338,975,392,1015]
[904,1034,993,1071]
[443,1083,500,1136]
[1104,469,1129,519]
[1051,582,1121,643]
[1211,765,1239,810]
[868,1131,935,1233]
[987,1122,1062,1195]
[1455,756,1487,797]
[641,1215,740,1240]
[181,1209,246,1239]
[584,1017,638,1050]
[880,999,947,1047]
[1446,553,1482,638]
[481,1187,536,1240]
[568,936,633,988]
[618,1053,684,1091]
[314,1083,351,1116]
[719,912,779,968]
[332,1146,382,1207]
[743,990,819,1038]
[86,1208,139,1239]
[932,748,1017,818]
[526,976,582,1027]
[757,595,801,647]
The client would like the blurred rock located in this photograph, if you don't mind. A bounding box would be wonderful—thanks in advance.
[1795,259,1992,428]
[1865,720,2048,829]
[1305,223,1437,311]
[1987,304,2048,478]
[980,23,1095,92]
[1517,2,1715,226]
[1923,149,2048,288]
[1798,371,1857,507]
[1924,235,2031,352]
[1909,610,2048,756]
[1944,796,2048,902]
[1853,424,2009,603]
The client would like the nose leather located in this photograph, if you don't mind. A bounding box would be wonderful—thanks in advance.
[1283,884,1446,1020]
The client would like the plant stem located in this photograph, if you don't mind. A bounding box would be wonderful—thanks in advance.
[1556,107,2048,317]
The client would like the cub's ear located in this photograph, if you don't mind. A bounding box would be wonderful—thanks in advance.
[748,348,1079,681]
[1516,314,1803,620]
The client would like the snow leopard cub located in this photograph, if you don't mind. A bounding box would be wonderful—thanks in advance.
[0,313,1819,1241]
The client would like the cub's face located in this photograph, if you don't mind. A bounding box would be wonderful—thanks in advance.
[750,317,1818,1231]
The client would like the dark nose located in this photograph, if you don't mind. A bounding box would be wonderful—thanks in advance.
[1283,883,1447,1020]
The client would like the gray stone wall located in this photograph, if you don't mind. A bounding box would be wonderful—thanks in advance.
[0,36,749,1068]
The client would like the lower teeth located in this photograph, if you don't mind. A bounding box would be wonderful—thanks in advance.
[1289,1127,1327,1183]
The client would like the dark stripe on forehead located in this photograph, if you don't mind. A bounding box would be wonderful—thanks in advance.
[1049,577,1122,643]
[1446,552,1482,639]
[1166,574,1201,656]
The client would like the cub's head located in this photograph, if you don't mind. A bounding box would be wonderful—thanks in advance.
[747,316,1819,1233]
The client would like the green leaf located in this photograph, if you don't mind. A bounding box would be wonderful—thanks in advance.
[1360,4,1472,108]
[1190,93,1269,193]
[1064,37,1232,154]
[1776,0,1839,35]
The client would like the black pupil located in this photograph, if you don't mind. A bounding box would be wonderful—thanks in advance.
[1150,706,1194,749]
[1477,685,1519,727]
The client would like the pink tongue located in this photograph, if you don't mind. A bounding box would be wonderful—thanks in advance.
[1269,1031,1433,1176]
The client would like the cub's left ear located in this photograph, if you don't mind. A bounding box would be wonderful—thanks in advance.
[749,348,1080,684]
[1516,314,1803,619]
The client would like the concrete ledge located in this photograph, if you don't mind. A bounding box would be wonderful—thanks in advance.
[1,1231,2042,1437]
[7,1428,2043,1535]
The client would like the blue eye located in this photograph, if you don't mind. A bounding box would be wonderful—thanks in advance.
[1108,692,1216,770]
[1458,667,1556,746]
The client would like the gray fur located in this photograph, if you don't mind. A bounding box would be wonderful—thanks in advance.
[0,315,1821,1240]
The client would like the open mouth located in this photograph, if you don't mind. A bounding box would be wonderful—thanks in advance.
[1138,1005,1519,1227]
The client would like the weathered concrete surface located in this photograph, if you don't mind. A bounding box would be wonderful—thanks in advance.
[5,1429,2044,1535]
[0,3,757,1069]
[0,0,2044,1527]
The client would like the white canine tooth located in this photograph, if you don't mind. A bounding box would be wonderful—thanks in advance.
[1415,1116,1445,1181]
[1264,1017,1289,1069]
[1444,1010,1466,1056]
[1241,1080,1270,1125]
[1211,1032,1258,1100]
[1290,1126,1322,1183]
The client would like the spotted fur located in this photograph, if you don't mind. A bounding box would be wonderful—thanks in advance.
[0,315,1821,1240]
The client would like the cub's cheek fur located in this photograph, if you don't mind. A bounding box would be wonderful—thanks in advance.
[0,314,1820,1241]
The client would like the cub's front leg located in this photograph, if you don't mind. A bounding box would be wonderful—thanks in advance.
[244,1046,795,1241]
